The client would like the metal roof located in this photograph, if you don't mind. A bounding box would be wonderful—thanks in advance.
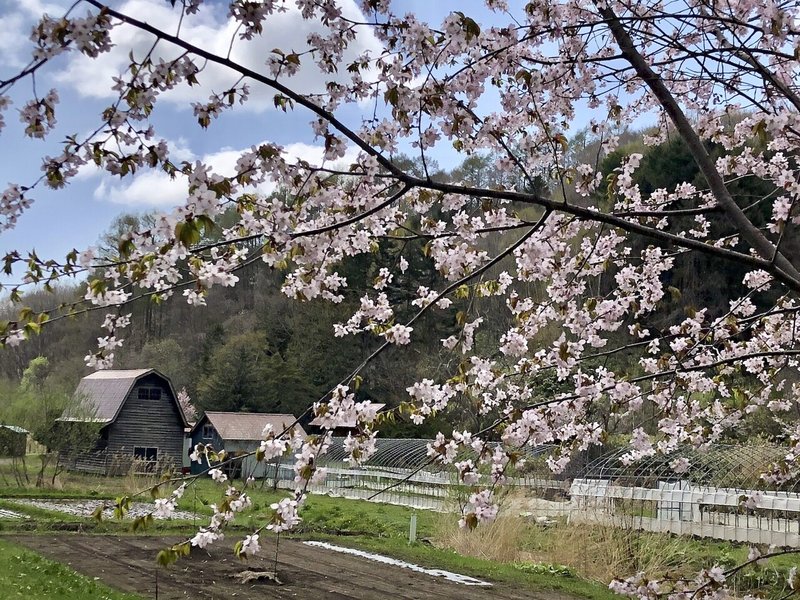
[309,402,386,428]
[194,412,305,441]
[0,425,28,434]
[60,369,188,427]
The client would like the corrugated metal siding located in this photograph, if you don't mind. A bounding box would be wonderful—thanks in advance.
[241,453,274,479]
[221,440,267,479]
[107,374,185,468]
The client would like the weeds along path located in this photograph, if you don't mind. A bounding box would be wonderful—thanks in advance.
[5,534,559,599]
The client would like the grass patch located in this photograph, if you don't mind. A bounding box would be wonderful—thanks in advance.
[323,534,618,600]
[181,483,440,538]
[442,510,796,598]
[0,538,142,599]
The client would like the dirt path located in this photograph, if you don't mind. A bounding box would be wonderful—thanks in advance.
[7,534,573,600]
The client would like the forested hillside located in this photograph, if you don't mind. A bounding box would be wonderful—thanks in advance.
[1,128,788,441]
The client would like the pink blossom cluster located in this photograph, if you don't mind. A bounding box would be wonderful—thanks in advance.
[3,0,800,583]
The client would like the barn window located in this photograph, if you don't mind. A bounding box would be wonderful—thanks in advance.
[137,387,161,400]
[133,446,158,462]
[202,424,214,439]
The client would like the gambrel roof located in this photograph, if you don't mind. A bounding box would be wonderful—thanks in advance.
[191,412,305,441]
[60,368,189,427]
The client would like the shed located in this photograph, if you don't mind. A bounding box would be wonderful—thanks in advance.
[59,369,189,474]
[189,412,305,479]
[0,425,28,457]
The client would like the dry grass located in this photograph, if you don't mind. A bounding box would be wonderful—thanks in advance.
[533,521,691,582]
[121,459,161,495]
[434,512,535,563]
[434,491,693,584]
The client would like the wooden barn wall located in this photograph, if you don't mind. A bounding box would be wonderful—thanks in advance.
[107,374,185,467]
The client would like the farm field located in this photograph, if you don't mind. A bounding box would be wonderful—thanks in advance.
[0,459,793,600]
[0,460,619,600]
[7,534,559,600]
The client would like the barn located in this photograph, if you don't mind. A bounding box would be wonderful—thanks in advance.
[59,369,189,474]
[189,412,305,479]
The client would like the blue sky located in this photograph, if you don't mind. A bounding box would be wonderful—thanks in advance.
[0,0,602,287]
[0,0,484,282]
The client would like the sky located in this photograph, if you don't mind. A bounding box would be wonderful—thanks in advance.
[0,0,486,284]
[0,0,601,287]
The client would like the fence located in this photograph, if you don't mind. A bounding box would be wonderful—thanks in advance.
[61,438,800,547]
[61,449,179,476]
[564,477,800,546]
[256,438,565,511]
[257,440,800,547]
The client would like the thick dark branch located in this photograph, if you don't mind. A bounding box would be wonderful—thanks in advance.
[614,206,722,218]
[404,179,799,291]
[84,0,408,180]
[292,183,411,238]
[83,1,800,293]
[596,2,800,285]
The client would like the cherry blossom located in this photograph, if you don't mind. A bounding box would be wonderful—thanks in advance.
[3,0,800,588]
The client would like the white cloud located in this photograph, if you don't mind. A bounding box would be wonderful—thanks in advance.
[94,170,187,207]
[91,140,361,207]
[0,12,32,69]
[0,0,69,68]
[54,0,383,112]
[19,0,67,17]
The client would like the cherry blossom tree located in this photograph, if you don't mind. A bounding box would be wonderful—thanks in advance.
[2,0,800,593]
[176,386,197,422]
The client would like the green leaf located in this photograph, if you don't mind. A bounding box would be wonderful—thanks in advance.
[175,220,201,247]
[114,496,131,520]
[273,94,294,112]
[383,86,399,107]
[118,237,135,258]
[91,505,104,522]
[463,512,478,530]
[196,214,216,236]
[156,549,178,567]
[455,12,481,41]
